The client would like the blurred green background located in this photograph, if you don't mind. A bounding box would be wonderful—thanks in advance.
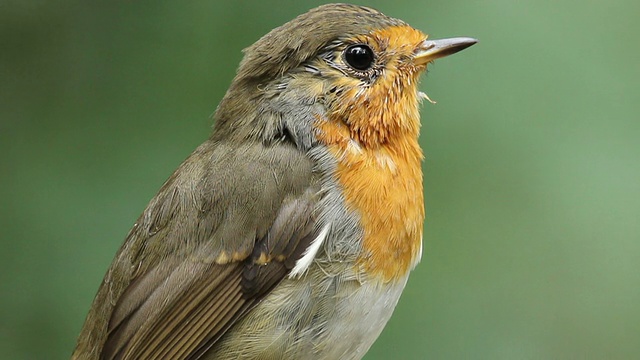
[2,0,639,359]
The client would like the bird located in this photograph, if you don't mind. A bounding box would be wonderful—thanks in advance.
[72,3,476,360]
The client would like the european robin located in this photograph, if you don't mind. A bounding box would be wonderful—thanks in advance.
[72,3,476,360]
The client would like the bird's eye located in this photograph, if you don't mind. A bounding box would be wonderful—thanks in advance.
[344,44,374,71]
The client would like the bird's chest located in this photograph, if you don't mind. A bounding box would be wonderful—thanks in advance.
[314,116,425,281]
[336,147,424,281]
[320,139,425,284]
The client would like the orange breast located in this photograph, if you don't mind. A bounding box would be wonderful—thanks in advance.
[316,119,424,282]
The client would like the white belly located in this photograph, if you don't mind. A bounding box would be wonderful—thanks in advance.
[206,263,411,360]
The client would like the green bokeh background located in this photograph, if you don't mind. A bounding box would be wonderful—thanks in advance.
[2,0,639,359]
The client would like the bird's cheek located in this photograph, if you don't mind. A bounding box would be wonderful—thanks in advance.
[334,86,367,116]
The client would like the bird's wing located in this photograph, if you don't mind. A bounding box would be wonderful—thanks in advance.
[74,141,319,360]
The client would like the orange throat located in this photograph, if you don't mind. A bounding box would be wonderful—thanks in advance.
[315,113,425,283]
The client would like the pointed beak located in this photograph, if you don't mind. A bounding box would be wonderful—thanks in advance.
[414,37,478,66]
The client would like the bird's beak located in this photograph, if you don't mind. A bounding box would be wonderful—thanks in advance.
[414,37,478,66]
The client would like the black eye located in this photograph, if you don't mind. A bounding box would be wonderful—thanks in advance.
[344,44,374,71]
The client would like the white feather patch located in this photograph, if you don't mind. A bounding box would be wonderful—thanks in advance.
[413,236,423,269]
[289,223,330,278]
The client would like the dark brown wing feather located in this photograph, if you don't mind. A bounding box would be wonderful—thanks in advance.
[72,140,317,360]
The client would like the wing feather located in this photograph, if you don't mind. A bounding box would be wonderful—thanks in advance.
[72,141,320,360]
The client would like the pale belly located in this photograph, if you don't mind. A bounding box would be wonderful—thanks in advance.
[205,263,410,360]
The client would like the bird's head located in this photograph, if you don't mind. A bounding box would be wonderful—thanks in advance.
[212,4,476,149]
